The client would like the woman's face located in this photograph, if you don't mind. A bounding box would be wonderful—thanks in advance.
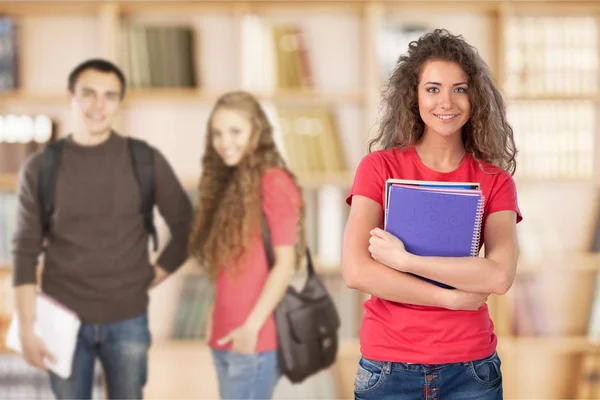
[211,107,254,166]
[418,59,471,139]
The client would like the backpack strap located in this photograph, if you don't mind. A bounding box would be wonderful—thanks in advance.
[128,137,158,251]
[261,212,276,268]
[39,138,66,237]
[260,212,314,275]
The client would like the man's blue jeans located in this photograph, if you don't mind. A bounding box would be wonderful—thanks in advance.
[354,351,503,400]
[49,313,151,399]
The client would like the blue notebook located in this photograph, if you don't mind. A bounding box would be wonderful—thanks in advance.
[385,184,484,289]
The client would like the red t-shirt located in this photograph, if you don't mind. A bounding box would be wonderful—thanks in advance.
[209,168,301,352]
[347,146,522,364]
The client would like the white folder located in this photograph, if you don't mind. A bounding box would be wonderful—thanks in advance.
[5,292,81,379]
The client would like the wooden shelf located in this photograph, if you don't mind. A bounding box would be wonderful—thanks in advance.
[127,88,365,106]
[515,177,597,185]
[502,1,600,16]
[0,171,353,192]
[338,337,600,356]
[120,1,364,13]
[517,252,600,274]
[508,94,600,102]
[255,90,365,106]
[0,173,17,191]
[0,1,103,15]
[383,1,504,12]
[0,91,67,106]
[0,89,365,107]
[181,171,352,191]
[297,172,354,189]
[118,1,238,14]
[498,335,600,353]
[0,0,596,16]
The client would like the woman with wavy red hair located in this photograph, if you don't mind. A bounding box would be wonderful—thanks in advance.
[188,91,306,399]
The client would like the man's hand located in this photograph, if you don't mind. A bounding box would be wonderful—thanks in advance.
[20,330,56,371]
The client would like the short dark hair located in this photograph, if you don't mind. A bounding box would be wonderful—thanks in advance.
[68,58,127,99]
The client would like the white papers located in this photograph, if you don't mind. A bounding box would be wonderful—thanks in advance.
[5,293,80,379]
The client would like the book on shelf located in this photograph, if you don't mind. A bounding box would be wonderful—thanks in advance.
[505,15,598,181]
[0,16,18,92]
[591,200,600,253]
[241,15,313,93]
[505,16,598,97]
[383,180,484,289]
[0,190,17,264]
[509,101,594,180]
[378,24,427,83]
[0,114,55,174]
[577,352,600,400]
[275,107,346,177]
[587,201,600,340]
[171,274,213,340]
[119,24,197,89]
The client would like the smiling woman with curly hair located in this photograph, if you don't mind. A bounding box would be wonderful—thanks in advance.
[342,29,522,399]
[188,91,305,400]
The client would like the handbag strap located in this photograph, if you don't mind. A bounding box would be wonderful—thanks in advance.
[260,212,314,276]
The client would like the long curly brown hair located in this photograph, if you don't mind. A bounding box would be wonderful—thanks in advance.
[188,91,306,278]
[371,28,517,175]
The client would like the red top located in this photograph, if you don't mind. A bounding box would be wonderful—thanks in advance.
[347,146,522,364]
[209,168,301,352]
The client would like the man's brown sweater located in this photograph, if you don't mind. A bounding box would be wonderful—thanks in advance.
[12,133,194,323]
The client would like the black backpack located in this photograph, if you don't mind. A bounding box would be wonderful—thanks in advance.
[38,136,159,250]
[261,213,340,383]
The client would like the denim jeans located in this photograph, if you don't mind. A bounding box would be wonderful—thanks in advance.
[211,349,279,399]
[49,313,151,399]
[354,351,503,400]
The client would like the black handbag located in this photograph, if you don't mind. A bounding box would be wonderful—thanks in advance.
[261,213,340,383]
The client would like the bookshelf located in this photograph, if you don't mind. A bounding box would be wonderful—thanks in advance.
[0,1,599,399]
[494,5,600,398]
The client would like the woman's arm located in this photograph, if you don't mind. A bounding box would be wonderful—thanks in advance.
[216,245,295,353]
[244,245,295,331]
[342,195,489,311]
[370,210,518,294]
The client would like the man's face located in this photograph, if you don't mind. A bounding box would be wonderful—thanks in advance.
[69,69,122,136]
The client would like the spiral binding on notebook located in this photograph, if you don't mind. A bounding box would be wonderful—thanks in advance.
[470,195,485,256]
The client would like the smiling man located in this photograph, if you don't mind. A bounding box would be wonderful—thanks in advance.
[11,59,193,399]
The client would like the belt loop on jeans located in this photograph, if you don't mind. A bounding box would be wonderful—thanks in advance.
[383,362,392,374]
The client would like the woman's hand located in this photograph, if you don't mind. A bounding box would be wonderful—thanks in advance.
[446,290,490,311]
[369,228,411,271]
[216,324,259,354]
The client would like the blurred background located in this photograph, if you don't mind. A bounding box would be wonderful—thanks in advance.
[0,0,599,399]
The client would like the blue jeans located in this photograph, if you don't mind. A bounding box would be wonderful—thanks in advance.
[354,351,503,400]
[211,349,279,399]
[49,313,151,399]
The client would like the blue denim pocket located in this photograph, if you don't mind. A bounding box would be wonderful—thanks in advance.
[469,352,502,386]
[227,352,260,379]
[354,357,386,394]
